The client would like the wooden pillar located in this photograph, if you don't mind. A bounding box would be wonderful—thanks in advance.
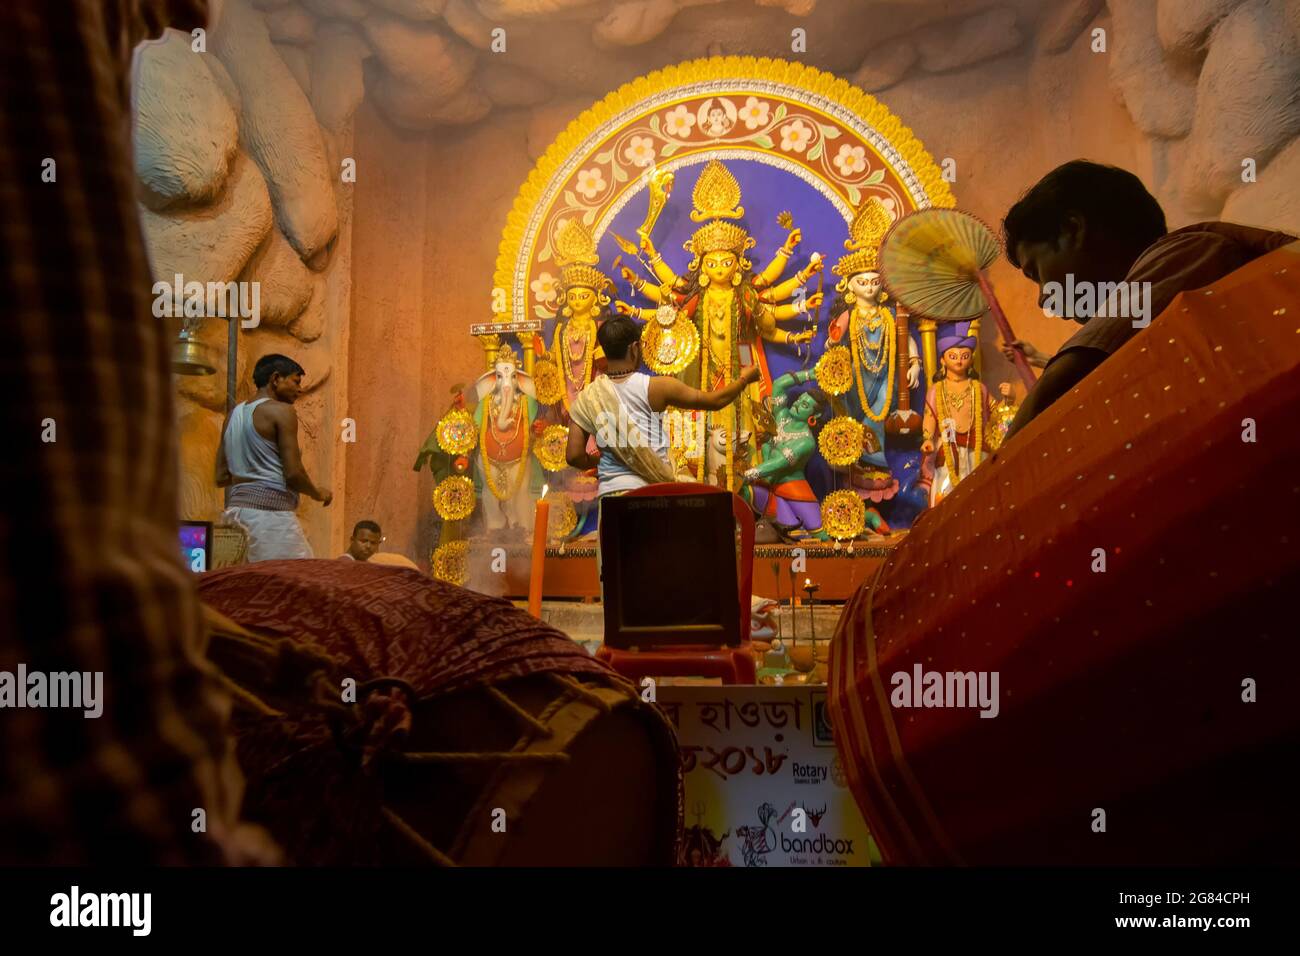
[479,333,501,369]
[517,330,536,376]
[918,317,938,384]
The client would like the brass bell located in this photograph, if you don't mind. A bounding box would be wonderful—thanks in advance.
[170,324,217,376]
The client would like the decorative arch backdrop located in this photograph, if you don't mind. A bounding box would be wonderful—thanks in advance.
[492,57,958,528]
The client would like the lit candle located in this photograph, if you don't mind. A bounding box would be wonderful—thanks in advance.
[527,484,550,619]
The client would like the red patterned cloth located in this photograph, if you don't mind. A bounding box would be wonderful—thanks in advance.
[199,560,680,865]
[829,244,1300,865]
[198,559,613,697]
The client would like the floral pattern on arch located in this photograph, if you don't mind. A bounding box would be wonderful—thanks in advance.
[499,57,955,319]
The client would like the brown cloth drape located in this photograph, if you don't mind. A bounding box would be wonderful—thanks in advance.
[830,244,1300,864]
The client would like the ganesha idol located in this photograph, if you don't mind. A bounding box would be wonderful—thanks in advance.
[472,347,543,533]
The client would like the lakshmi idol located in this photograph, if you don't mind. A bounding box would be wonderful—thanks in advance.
[536,219,614,529]
[541,219,613,414]
[616,159,819,491]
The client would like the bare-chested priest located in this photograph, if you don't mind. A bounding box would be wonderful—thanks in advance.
[565,315,760,496]
[216,353,331,561]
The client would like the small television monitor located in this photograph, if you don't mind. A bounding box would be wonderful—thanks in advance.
[599,491,740,649]
[180,520,213,573]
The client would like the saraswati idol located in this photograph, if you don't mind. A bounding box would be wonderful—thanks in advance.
[616,159,821,490]
[826,197,922,503]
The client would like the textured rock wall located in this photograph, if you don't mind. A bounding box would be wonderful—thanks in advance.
[135,0,359,554]
[138,0,1300,563]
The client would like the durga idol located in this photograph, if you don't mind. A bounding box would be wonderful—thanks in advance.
[616,159,821,491]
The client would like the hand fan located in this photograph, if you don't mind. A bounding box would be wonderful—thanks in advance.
[880,208,1037,388]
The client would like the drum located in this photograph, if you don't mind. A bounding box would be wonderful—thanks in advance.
[200,561,680,866]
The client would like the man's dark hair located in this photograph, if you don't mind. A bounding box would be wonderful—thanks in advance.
[597,315,641,360]
[352,520,380,537]
[252,353,305,388]
[1002,161,1166,268]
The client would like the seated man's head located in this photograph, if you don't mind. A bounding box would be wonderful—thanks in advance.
[347,520,382,561]
[597,315,642,368]
[1002,161,1166,319]
[253,353,306,403]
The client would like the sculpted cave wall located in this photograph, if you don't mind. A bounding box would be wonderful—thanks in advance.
[135,0,1300,563]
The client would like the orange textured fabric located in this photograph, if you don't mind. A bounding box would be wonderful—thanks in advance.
[829,244,1300,864]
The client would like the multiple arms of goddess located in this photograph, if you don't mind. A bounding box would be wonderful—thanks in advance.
[614,230,821,337]
[752,227,801,290]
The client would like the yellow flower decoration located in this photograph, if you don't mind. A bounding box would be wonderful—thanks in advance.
[431,540,470,586]
[547,493,578,541]
[534,423,570,472]
[821,490,866,541]
[818,415,865,467]
[432,475,476,521]
[815,345,853,396]
[532,358,565,406]
[436,408,477,456]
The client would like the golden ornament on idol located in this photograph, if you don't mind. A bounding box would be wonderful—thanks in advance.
[821,489,867,541]
[432,474,477,521]
[815,345,853,396]
[818,415,865,467]
[547,493,578,541]
[534,423,570,472]
[431,539,470,586]
[641,305,700,376]
[990,398,1015,450]
[435,408,477,456]
[531,358,565,407]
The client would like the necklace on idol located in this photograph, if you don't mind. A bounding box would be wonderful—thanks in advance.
[481,394,529,501]
[935,378,982,481]
[555,319,595,411]
[941,379,969,411]
[851,307,894,421]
